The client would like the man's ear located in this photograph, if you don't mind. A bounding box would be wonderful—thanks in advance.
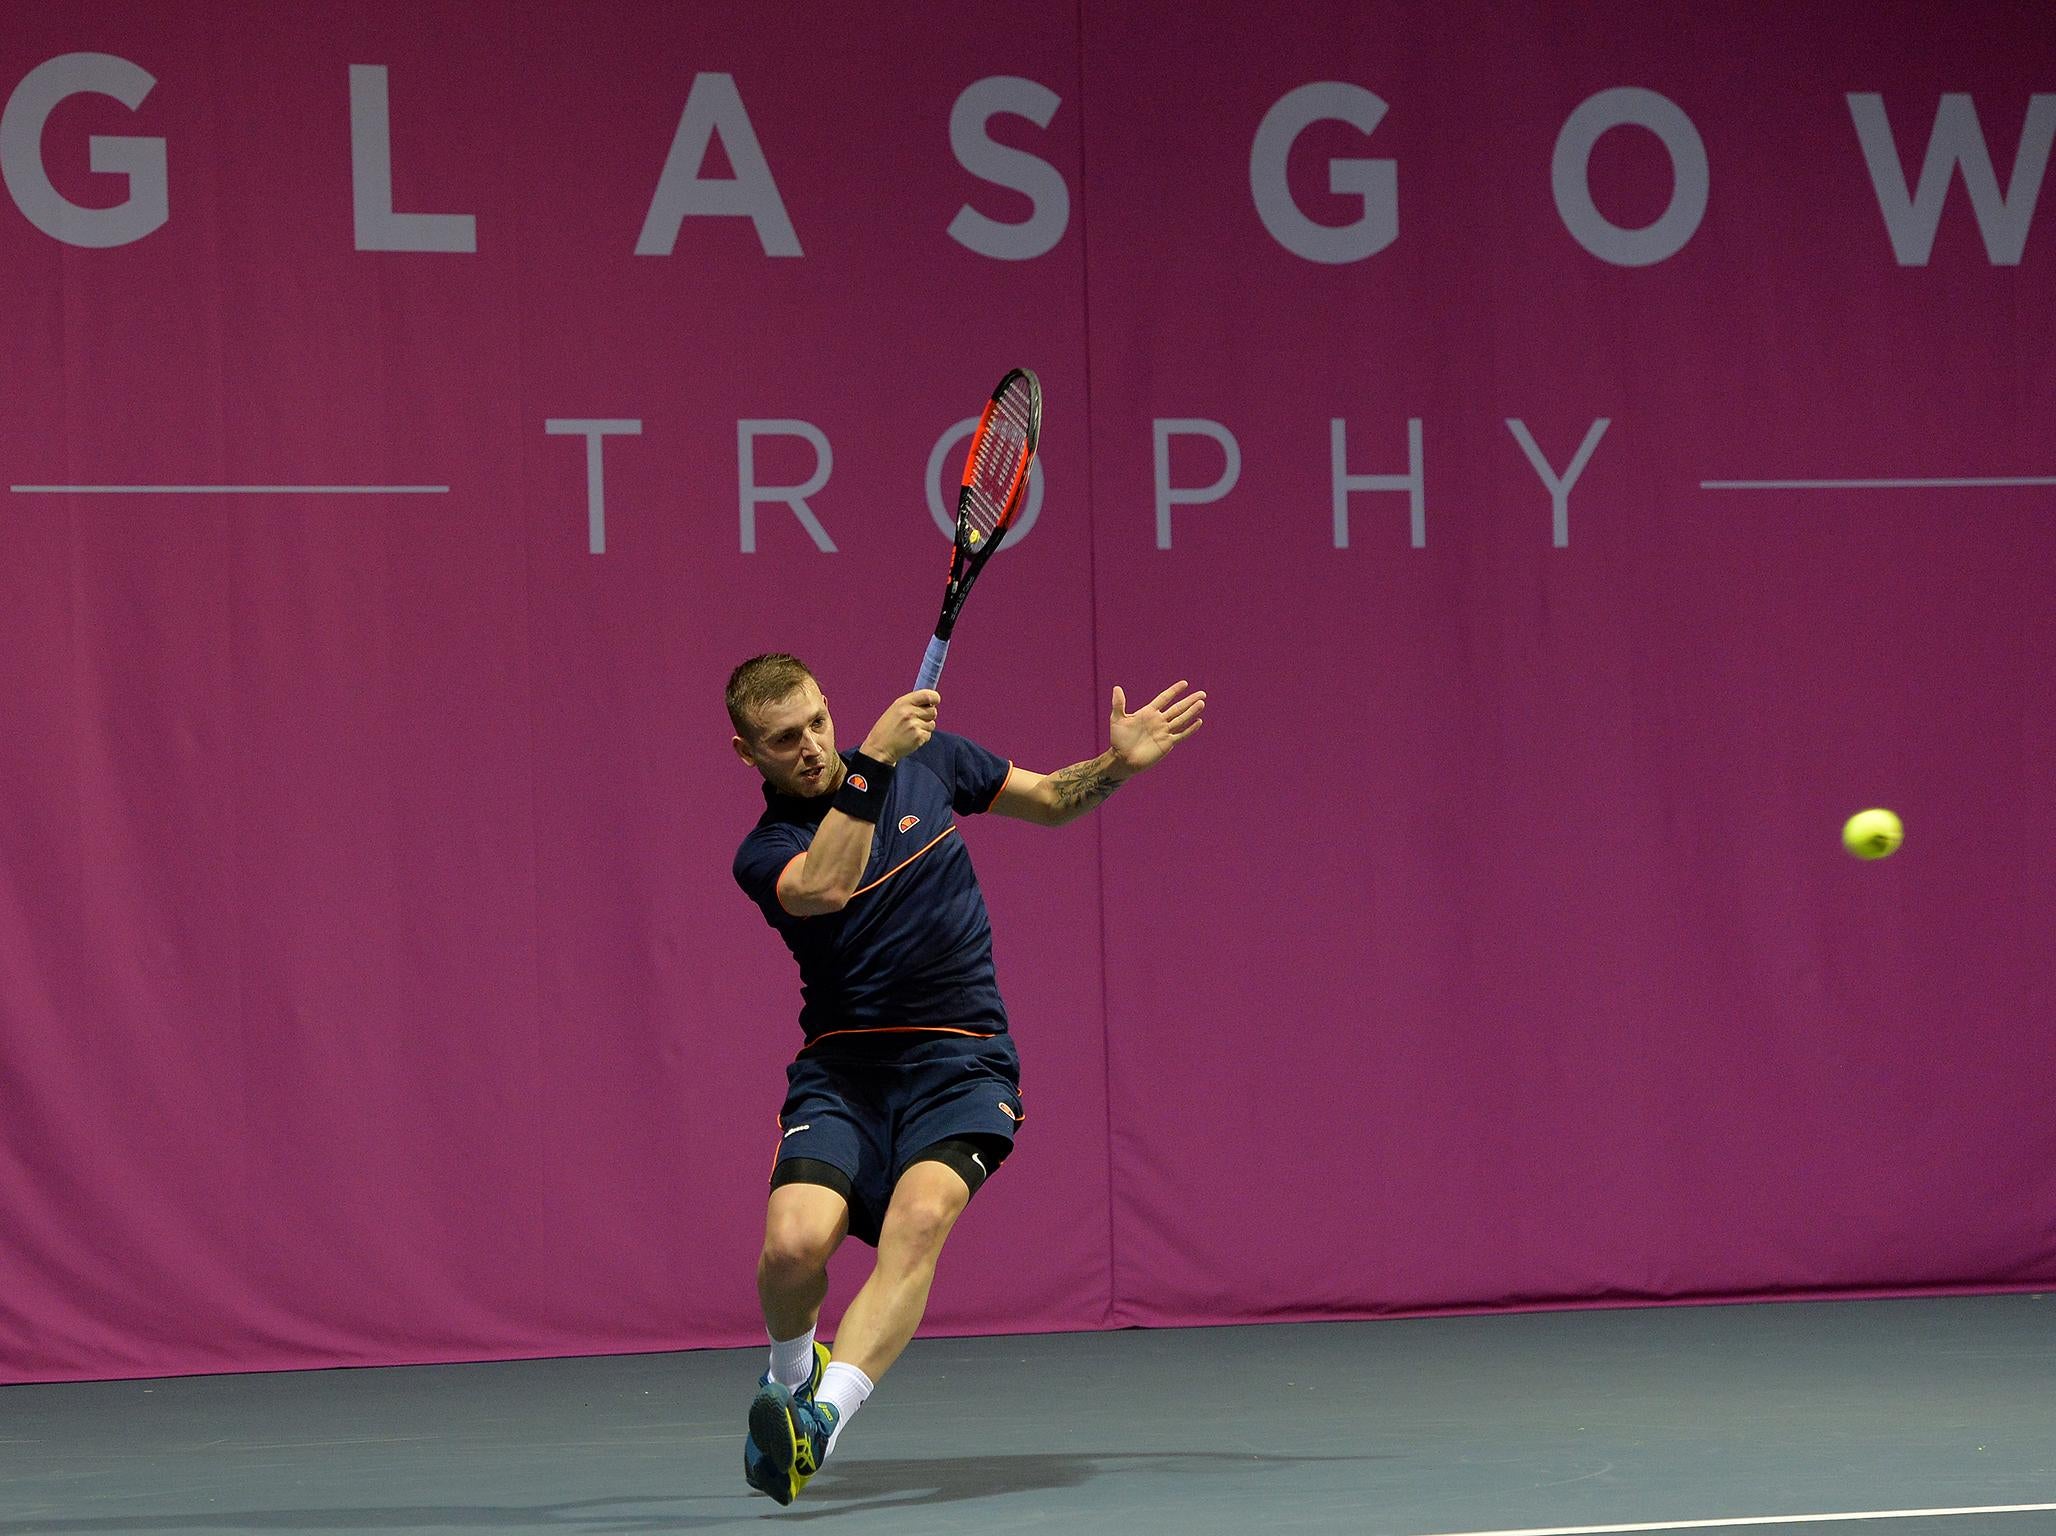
[732,733,756,767]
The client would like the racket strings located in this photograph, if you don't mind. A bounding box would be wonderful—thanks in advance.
[960,375,1041,539]
[966,431,1024,534]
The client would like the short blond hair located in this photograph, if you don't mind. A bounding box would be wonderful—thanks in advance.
[725,653,817,738]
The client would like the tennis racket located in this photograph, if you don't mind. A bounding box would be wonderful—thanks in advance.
[915,367,1042,690]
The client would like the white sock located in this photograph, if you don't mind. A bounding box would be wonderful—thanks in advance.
[817,1361,873,1455]
[768,1327,817,1392]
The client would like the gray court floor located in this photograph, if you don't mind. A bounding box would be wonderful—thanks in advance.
[2,1294,2051,1536]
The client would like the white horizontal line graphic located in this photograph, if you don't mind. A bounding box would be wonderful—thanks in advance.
[1702,477,2056,490]
[9,484,449,494]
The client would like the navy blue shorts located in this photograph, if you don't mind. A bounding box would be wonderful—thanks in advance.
[770,1032,1025,1246]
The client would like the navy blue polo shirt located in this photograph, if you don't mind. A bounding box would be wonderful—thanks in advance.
[733,731,1014,1046]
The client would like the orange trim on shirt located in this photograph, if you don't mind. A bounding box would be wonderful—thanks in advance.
[799,1024,999,1053]
[983,764,1016,814]
[848,824,957,898]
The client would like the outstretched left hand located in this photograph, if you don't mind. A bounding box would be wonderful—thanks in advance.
[1109,680,1206,774]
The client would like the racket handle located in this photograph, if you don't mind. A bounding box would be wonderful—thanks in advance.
[915,635,950,691]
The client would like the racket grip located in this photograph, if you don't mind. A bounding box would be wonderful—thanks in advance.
[915,635,950,691]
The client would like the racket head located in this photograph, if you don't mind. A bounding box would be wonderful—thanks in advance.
[931,367,1042,642]
[956,367,1042,553]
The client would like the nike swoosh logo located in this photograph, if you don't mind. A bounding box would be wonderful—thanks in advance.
[971,1152,986,1171]
[782,1124,810,1139]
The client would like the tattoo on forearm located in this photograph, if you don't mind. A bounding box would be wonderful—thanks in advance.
[1049,759,1124,815]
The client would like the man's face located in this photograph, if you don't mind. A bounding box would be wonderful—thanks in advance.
[733,679,842,798]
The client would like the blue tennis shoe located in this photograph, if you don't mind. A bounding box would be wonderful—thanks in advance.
[743,1344,834,1505]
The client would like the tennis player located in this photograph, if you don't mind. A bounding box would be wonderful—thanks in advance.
[726,652,1204,1504]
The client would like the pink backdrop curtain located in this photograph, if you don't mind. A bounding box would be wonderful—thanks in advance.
[2,1,2052,1382]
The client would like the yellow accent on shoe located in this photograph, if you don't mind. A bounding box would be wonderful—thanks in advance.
[746,1382,838,1505]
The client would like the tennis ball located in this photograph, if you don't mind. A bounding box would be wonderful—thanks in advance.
[1842,807,1904,860]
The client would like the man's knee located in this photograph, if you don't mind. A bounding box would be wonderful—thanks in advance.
[760,1227,835,1283]
[880,1164,971,1258]
[760,1183,848,1279]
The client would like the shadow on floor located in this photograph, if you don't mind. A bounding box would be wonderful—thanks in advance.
[787,1447,1388,1518]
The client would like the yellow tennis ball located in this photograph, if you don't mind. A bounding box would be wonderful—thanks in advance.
[1842,807,1904,860]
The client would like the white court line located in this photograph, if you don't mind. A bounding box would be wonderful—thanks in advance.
[1415,1503,2056,1536]
[10,484,448,494]
[1701,478,2056,490]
